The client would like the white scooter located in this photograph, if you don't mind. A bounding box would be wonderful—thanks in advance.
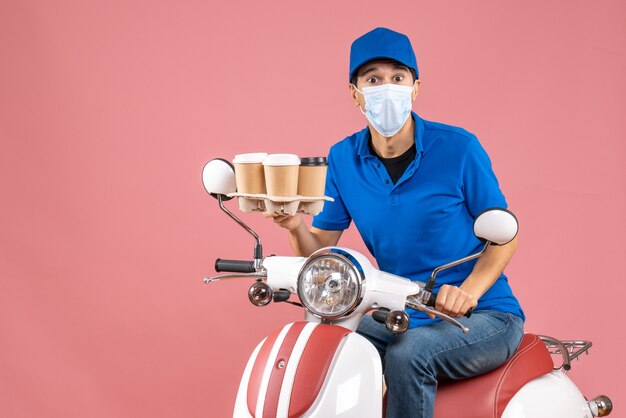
[202,158,613,418]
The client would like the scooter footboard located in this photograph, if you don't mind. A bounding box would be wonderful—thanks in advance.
[233,321,383,418]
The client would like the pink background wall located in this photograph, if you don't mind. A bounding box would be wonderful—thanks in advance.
[1,1,624,417]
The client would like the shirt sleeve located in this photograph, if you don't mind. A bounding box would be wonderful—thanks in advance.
[311,150,352,231]
[462,136,508,218]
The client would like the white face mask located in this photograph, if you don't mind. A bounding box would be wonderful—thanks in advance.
[354,83,415,137]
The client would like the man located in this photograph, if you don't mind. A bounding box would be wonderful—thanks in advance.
[271,27,524,418]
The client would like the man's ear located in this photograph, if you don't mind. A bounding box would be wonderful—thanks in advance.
[412,80,421,101]
[349,83,360,106]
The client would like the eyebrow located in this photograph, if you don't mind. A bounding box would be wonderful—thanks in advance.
[359,64,411,77]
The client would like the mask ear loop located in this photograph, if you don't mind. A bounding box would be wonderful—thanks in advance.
[351,84,367,115]
[351,83,365,95]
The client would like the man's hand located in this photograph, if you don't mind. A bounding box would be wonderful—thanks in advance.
[426,235,518,319]
[429,284,477,319]
[264,212,343,257]
[265,213,303,232]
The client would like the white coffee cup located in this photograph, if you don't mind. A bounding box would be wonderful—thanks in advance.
[233,153,267,195]
[262,154,300,197]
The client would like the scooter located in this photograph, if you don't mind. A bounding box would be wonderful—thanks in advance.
[201,158,613,418]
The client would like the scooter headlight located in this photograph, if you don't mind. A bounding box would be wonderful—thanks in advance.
[297,248,364,319]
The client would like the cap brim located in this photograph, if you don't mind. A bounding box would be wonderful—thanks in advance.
[350,56,416,81]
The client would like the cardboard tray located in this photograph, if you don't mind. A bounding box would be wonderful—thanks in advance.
[226,193,334,216]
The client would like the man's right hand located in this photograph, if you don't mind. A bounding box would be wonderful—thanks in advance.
[264,212,343,257]
[266,213,303,231]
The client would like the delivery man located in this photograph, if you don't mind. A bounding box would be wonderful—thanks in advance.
[270,27,524,418]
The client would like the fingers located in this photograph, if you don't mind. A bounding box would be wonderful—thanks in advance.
[266,213,302,231]
[273,215,291,228]
[263,212,288,223]
[434,285,477,318]
[263,212,282,220]
[458,298,475,317]
[266,213,291,223]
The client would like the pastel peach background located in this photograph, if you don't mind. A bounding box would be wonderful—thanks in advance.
[1,1,624,417]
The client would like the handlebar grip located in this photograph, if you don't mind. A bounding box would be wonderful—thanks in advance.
[214,259,255,273]
[426,293,473,318]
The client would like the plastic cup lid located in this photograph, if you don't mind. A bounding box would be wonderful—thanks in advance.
[262,154,301,166]
[233,153,268,164]
[300,157,328,166]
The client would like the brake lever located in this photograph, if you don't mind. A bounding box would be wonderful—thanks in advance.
[203,272,266,284]
[405,295,470,334]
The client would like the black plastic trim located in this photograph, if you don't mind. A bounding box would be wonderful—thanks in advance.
[300,157,328,166]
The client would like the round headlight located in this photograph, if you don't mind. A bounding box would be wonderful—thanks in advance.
[297,249,364,319]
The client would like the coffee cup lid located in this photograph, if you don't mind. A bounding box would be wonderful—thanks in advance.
[300,157,328,166]
[262,154,301,166]
[233,153,268,163]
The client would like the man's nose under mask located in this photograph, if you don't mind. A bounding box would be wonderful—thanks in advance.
[354,83,415,137]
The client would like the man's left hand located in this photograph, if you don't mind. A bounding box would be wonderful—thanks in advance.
[432,284,478,318]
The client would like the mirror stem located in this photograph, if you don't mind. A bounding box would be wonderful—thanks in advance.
[217,195,263,262]
[422,241,491,299]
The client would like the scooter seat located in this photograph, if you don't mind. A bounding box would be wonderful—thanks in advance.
[433,333,553,418]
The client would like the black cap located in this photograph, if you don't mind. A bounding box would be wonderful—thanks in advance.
[300,157,328,166]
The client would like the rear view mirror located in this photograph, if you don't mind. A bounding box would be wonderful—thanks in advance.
[473,209,518,245]
[202,158,236,200]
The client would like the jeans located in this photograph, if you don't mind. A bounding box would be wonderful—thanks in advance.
[356,310,524,418]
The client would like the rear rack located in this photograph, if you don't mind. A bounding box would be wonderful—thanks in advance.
[539,335,592,372]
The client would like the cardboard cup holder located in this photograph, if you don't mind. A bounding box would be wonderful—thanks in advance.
[227,193,334,216]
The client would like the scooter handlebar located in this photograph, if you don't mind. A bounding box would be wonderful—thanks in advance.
[215,258,256,273]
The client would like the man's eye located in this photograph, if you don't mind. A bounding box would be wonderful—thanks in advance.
[394,75,404,82]
[367,77,379,84]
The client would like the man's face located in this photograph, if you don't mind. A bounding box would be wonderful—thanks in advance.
[350,59,420,111]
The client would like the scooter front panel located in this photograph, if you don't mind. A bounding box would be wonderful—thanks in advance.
[234,339,264,418]
[247,322,315,417]
[276,323,319,415]
[302,332,383,418]
[288,324,352,416]
[235,322,363,418]
[246,323,293,416]
[263,322,309,417]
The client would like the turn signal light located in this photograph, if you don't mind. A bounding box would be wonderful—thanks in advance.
[385,310,410,334]
[588,395,613,416]
[248,281,273,307]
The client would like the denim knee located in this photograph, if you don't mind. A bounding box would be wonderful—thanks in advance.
[384,337,436,382]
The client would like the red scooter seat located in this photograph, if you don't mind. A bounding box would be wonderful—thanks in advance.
[433,333,554,418]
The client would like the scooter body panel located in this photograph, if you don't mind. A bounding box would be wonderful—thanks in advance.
[302,332,382,417]
[234,338,265,418]
[233,323,382,418]
[502,370,593,418]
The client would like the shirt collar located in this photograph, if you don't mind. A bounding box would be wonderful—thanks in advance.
[356,112,424,158]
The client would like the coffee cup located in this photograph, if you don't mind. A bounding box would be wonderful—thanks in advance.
[262,154,300,197]
[233,153,267,195]
[297,157,328,197]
